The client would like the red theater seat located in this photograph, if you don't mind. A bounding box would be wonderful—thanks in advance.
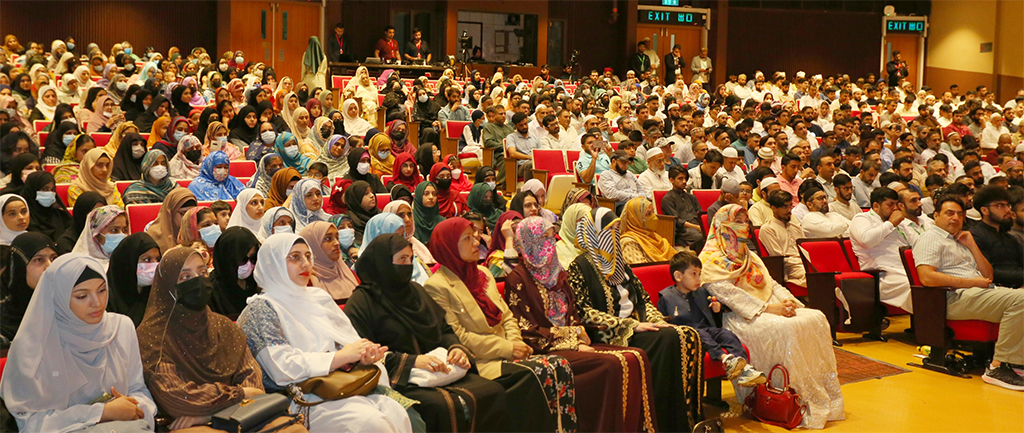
[692,190,719,212]
[126,203,162,234]
[798,238,885,343]
[653,190,669,214]
[630,263,673,305]
[116,181,132,195]
[229,160,257,178]
[375,194,391,210]
[56,184,70,205]
[91,133,112,148]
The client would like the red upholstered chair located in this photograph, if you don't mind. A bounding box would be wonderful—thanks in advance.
[495,280,505,297]
[700,214,709,236]
[440,120,471,161]
[0,356,5,382]
[91,133,112,148]
[692,189,720,212]
[116,181,132,196]
[126,203,162,234]
[375,194,391,210]
[44,164,57,173]
[798,238,885,344]
[380,175,394,186]
[531,149,569,186]
[33,119,48,131]
[564,150,581,170]
[899,247,999,377]
[55,184,70,205]
[652,190,669,214]
[176,180,190,188]
[229,160,257,178]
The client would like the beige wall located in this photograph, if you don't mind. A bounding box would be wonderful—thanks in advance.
[995,0,1023,78]
[927,0,997,75]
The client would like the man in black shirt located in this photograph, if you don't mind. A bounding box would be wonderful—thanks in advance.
[969,186,1024,287]
[326,23,353,63]
[886,51,909,87]
[628,41,652,76]
[403,28,431,63]
[662,165,705,250]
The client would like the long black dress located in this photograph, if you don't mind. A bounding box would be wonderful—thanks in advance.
[345,233,506,432]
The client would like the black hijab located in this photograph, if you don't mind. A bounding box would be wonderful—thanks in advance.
[343,148,386,193]
[55,191,106,254]
[170,85,191,117]
[353,233,443,348]
[228,105,259,144]
[46,104,74,131]
[142,77,162,98]
[343,180,380,239]
[22,171,72,242]
[127,88,152,122]
[208,227,260,319]
[120,84,141,112]
[389,184,413,203]
[245,86,266,108]
[255,100,288,133]
[414,143,436,180]
[110,132,146,181]
[0,122,17,139]
[0,150,37,196]
[134,94,169,132]
[82,87,105,113]
[42,120,80,162]
[194,107,217,139]
[0,232,55,341]
[106,232,160,326]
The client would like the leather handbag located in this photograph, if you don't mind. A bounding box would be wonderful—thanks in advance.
[744,364,806,429]
[293,364,381,406]
[211,393,293,433]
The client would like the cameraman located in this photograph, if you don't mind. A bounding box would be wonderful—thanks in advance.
[403,28,431,63]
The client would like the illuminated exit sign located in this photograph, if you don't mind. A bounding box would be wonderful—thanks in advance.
[638,9,707,26]
[886,19,925,33]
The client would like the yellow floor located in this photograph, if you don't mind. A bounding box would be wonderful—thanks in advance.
[710,316,1024,432]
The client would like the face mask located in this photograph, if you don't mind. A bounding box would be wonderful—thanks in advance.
[237,260,255,279]
[103,109,113,117]
[93,65,103,73]
[283,145,299,158]
[393,264,413,283]
[185,149,202,163]
[436,178,452,190]
[113,81,128,92]
[211,80,221,88]
[132,144,146,159]
[356,162,370,175]
[150,164,168,180]
[173,130,186,142]
[392,131,406,141]
[235,56,244,64]
[174,276,213,311]
[338,227,356,249]
[451,168,463,180]
[261,131,276,144]
[101,232,126,255]
[143,103,150,110]
[418,95,428,103]
[20,169,36,183]
[136,262,158,286]
[321,128,332,139]
[63,135,74,146]
[273,225,293,235]
[199,224,222,247]
[123,47,132,55]
[130,94,137,103]
[285,188,293,197]
[377,150,390,160]
[268,167,282,178]
[36,190,56,207]
[213,167,229,182]
[66,42,75,51]
[486,181,497,190]
[215,136,227,147]
[124,63,135,72]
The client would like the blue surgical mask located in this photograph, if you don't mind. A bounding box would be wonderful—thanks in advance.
[36,191,56,207]
[199,224,222,247]
[173,131,186,142]
[377,150,390,160]
[63,135,74,146]
[101,233,126,255]
[124,47,132,55]
[338,227,355,249]
[66,42,75,51]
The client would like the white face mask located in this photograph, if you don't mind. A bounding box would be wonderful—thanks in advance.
[261,131,276,144]
[149,164,168,181]
[103,110,113,117]
[237,261,255,279]
[451,168,463,180]
[213,167,229,181]
[273,225,293,234]
[418,95,428,103]
[132,144,146,159]
[485,181,497,190]
[235,56,244,64]
[219,64,228,72]
[356,162,370,175]
[283,145,299,158]
[21,169,36,183]
[136,262,159,286]
[116,81,128,91]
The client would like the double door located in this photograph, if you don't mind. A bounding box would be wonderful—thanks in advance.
[226,1,320,81]
[636,25,703,84]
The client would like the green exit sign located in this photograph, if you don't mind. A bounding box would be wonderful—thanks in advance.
[638,10,706,26]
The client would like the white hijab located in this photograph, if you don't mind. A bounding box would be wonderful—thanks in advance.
[227,189,265,234]
[0,194,28,246]
[257,206,295,242]
[34,85,58,120]
[0,253,128,413]
[383,200,434,265]
[341,99,372,137]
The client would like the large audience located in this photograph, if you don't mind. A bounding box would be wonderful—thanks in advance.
[0,31,1023,433]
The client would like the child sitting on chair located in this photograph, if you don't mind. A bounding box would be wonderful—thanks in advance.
[658,250,766,387]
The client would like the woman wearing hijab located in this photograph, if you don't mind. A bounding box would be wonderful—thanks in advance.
[299,221,359,302]
[619,197,676,264]
[133,95,169,133]
[429,163,464,217]
[55,192,105,254]
[344,147,387,193]
[237,234,415,433]
[76,87,105,126]
[424,217,578,432]
[226,78,246,109]
[344,66,380,126]
[340,98,372,137]
[288,107,318,157]
[314,134,350,178]
[109,132,147,181]
[121,86,144,121]
[414,143,438,180]
[29,84,57,122]
[192,106,217,140]
[0,232,57,342]
[368,133,394,177]
[248,152,284,197]
[565,207,704,432]
[86,95,121,134]
[506,216,657,432]
[411,181,445,245]
[227,188,265,234]
[71,205,127,271]
[136,247,282,432]
[103,121,140,157]
[355,212,403,257]
[123,150,176,205]
[346,233,506,432]
[382,199,435,269]
[0,253,157,432]
[309,115,333,153]
[105,73,128,105]
[152,115,189,160]
[22,171,73,242]
[444,155,473,194]
[56,72,82,106]
[0,194,29,262]
[257,207,295,241]
[209,227,262,319]
[274,131,312,175]
[466,183,501,232]
[205,120,243,161]
[386,119,414,156]
[168,134,204,180]
[288,178,330,232]
[145,116,171,151]
[700,204,843,428]
[343,180,380,252]
[0,153,40,197]
[485,211,522,278]
[519,179,558,223]
[105,232,160,327]
[188,150,246,201]
[68,148,125,208]
[388,152,421,192]
[264,167,301,209]
[42,120,80,164]
[146,188,198,253]
[53,134,96,184]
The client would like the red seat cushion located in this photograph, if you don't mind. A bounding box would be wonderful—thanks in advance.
[786,282,807,297]
[496,281,505,297]
[949,321,1000,342]
[126,203,162,234]
[630,264,672,305]
[833,271,874,282]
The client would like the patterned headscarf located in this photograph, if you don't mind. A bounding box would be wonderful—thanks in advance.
[515,216,561,288]
[71,205,125,263]
[556,203,592,270]
[698,203,771,301]
[575,207,628,285]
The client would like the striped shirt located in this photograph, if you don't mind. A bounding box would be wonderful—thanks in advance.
[912,226,989,285]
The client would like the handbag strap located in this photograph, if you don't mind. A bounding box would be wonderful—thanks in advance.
[768,364,790,389]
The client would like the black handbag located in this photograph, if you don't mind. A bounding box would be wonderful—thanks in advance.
[211,393,294,433]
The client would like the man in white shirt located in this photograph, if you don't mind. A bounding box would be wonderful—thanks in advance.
[897,188,935,246]
[787,120,818,153]
[918,129,962,174]
[716,147,745,184]
[529,104,553,140]
[799,85,824,111]
[556,108,579,139]
[814,154,838,200]
[599,150,651,208]
[801,186,850,238]
[540,114,578,151]
[638,147,671,199]
[830,174,862,220]
[848,187,913,312]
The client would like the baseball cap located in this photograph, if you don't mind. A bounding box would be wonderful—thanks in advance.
[611,150,635,161]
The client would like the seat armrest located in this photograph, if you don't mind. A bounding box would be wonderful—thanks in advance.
[760,255,787,287]
[481,147,494,167]
[532,169,550,185]
[910,284,956,347]
[596,197,616,211]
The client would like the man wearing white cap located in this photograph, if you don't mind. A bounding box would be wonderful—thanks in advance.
[716,147,745,184]
[638,147,671,197]
[981,112,1010,150]
[748,176,781,226]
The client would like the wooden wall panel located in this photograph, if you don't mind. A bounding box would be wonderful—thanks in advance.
[1,0,218,58]
[548,0,629,78]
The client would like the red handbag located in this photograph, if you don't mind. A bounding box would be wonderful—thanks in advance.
[744,364,806,429]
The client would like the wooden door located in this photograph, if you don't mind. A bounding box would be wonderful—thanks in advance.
[663,27,702,84]
[228,1,275,69]
[885,34,920,88]
[274,1,321,81]
[637,25,663,79]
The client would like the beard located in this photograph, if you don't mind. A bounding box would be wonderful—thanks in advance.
[820,203,830,213]
[905,206,922,217]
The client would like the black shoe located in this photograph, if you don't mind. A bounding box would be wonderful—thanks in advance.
[983,364,1024,391]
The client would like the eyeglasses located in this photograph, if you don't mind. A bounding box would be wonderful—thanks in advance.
[286,252,312,263]
[987,202,1010,210]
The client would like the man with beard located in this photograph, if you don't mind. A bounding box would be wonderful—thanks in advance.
[1009,187,1024,245]
[598,150,650,210]
[830,174,861,220]
[760,189,807,288]
[897,188,935,246]
[849,187,914,313]
[1001,159,1024,188]
[969,186,1024,287]
[801,186,850,238]
[892,156,921,195]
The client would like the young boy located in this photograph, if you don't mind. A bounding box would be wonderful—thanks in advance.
[658,251,766,386]
[209,200,232,232]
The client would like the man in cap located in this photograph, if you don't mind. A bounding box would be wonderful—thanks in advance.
[707,178,743,222]
[716,147,745,184]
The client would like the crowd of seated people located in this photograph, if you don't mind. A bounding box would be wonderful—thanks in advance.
[1,32,1023,433]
